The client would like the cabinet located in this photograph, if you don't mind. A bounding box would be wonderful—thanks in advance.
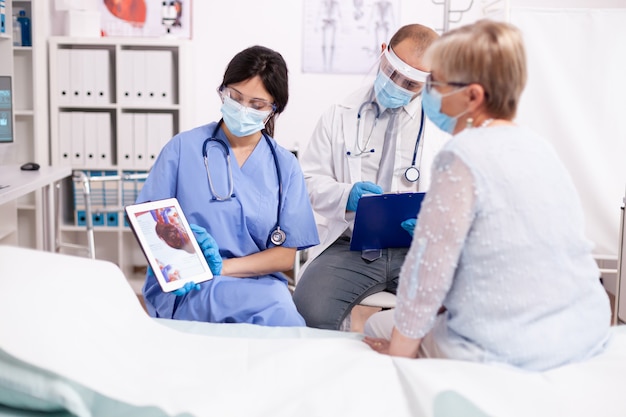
[48,37,189,285]
[0,0,49,250]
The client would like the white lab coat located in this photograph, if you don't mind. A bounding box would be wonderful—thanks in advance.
[298,85,450,279]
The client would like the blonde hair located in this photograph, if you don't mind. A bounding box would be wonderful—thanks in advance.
[427,19,527,119]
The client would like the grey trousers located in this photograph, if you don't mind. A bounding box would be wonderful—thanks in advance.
[293,237,408,330]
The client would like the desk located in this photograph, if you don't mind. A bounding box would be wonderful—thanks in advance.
[0,165,71,251]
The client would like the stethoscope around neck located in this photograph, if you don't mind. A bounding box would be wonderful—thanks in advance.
[347,101,425,183]
[201,120,286,246]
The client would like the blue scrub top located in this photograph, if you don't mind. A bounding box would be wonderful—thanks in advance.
[137,122,319,325]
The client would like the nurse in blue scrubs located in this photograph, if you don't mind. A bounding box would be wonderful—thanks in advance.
[137,45,319,326]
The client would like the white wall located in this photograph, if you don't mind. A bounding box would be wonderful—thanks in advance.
[186,0,625,259]
[512,6,626,259]
[24,0,626,261]
[187,0,481,152]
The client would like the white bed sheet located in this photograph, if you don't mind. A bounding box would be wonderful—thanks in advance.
[0,246,624,417]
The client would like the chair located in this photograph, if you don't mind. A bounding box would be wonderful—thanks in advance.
[359,291,396,310]
[341,291,396,332]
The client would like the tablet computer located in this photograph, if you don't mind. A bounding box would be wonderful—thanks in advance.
[350,192,426,251]
[125,198,213,292]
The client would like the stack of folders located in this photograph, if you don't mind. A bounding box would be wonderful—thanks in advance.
[118,49,175,105]
[118,112,174,169]
[73,170,120,227]
[56,48,112,105]
[121,171,148,227]
[58,111,173,170]
[59,111,112,167]
[72,170,148,228]
[56,48,174,105]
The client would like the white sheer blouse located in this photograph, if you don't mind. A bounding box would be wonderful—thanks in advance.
[393,150,475,339]
[392,125,610,370]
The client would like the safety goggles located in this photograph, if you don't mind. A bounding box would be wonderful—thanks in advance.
[217,85,276,112]
[424,74,470,94]
[379,47,430,93]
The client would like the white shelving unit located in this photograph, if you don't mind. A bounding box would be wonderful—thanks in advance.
[48,36,189,284]
[0,0,49,249]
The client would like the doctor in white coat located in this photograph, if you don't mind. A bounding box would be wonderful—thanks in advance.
[294,24,449,330]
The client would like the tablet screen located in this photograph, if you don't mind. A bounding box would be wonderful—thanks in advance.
[125,198,213,292]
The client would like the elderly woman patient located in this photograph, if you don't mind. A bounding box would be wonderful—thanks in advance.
[363,19,611,371]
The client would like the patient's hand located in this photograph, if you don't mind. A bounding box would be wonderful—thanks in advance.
[363,336,390,355]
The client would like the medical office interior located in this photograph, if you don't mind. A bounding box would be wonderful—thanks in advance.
[0,0,625,416]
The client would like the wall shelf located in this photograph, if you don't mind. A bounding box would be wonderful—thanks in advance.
[49,36,189,278]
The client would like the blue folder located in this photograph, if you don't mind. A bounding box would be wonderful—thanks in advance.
[350,192,426,251]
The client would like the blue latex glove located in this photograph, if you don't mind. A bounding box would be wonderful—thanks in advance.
[173,281,201,296]
[346,181,383,211]
[147,266,200,296]
[190,223,223,276]
[401,218,416,237]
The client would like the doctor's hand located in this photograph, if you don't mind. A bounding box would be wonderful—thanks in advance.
[190,223,223,276]
[401,218,416,237]
[346,181,383,212]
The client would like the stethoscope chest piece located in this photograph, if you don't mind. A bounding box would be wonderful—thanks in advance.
[270,226,286,246]
[404,166,420,183]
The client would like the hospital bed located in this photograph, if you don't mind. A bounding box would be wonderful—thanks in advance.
[1,245,625,417]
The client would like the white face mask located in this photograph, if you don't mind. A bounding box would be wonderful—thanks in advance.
[220,96,271,137]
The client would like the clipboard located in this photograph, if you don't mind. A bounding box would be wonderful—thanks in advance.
[350,192,426,251]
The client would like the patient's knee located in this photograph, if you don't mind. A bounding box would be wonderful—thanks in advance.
[363,309,395,339]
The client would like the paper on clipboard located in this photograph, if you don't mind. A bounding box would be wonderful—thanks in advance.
[350,192,426,251]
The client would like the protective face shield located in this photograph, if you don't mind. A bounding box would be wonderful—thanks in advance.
[374,46,429,109]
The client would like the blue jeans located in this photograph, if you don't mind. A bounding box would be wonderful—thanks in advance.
[293,237,408,330]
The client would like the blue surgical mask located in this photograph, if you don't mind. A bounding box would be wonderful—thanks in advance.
[374,72,415,109]
[220,96,271,137]
[421,86,468,134]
